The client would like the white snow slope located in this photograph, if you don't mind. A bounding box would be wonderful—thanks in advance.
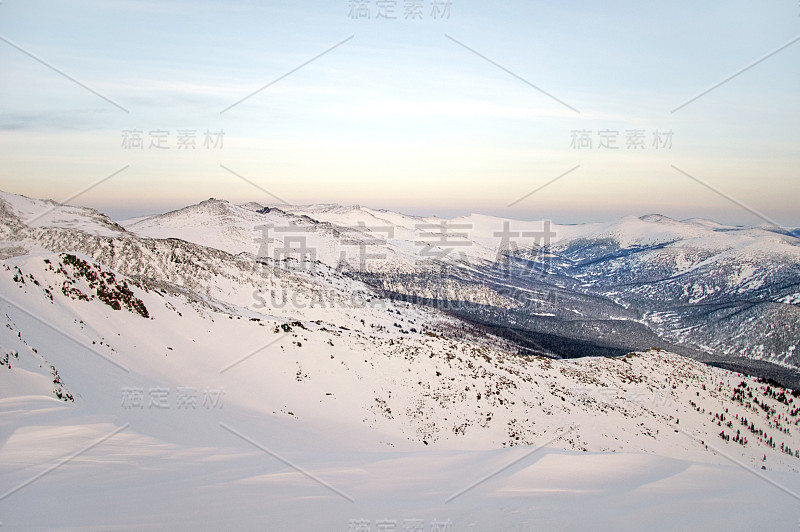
[1,191,799,531]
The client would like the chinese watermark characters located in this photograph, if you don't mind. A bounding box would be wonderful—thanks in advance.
[120,386,225,409]
[348,0,452,20]
[569,129,673,150]
[121,129,225,150]
[347,517,452,531]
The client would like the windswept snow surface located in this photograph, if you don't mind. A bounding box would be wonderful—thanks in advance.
[1,255,798,530]
[1,191,800,530]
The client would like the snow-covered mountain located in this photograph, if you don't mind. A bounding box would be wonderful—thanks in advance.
[2,190,800,530]
[119,197,800,375]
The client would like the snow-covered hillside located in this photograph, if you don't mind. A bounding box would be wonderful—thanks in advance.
[2,190,800,530]
[118,198,800,370]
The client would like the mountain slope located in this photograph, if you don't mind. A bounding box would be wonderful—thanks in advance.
[2,252,800,530]
[2,191,800,530]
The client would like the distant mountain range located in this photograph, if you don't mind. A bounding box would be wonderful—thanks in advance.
[116,195,800,383]
[3,191,799,384]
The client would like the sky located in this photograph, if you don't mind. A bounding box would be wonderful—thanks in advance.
[0,0,798,226]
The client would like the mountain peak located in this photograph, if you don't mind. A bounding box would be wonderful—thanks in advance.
[638,214,676,223]
[200,197,229,205]
[0,190,126,236]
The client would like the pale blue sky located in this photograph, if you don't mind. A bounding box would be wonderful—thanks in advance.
[0,0,798,225]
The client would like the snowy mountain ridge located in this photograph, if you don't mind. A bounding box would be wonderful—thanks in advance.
[2,190,800,530]
[117,194,800,372]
